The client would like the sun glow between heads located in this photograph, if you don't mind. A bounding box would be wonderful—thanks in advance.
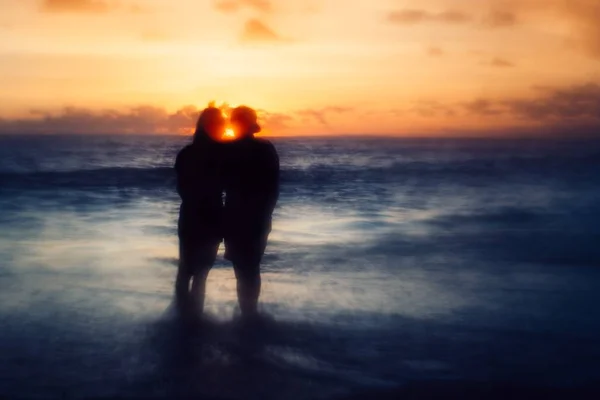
[223,127,236,140]
[205,100,237,141]
[220,106,238,141]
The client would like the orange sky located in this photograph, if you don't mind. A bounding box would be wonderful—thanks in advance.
[0,0,599,136]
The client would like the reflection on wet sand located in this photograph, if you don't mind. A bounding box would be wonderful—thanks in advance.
[137,303,398,399]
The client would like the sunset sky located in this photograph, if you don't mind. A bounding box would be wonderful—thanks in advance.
[1,0,599,136]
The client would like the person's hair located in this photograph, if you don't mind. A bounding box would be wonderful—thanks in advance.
[231,106,261,137]
[193,107,223,143]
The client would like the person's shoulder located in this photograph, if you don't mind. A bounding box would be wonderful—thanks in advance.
[253,136,273,145]
[177,144,195,158]
[253,137,277,153]
[175,143,196,164]
[179,143,195,153]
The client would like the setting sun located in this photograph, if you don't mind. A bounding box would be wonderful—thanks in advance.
[223,128,236,140]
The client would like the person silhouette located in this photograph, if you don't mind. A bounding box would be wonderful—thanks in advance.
[224,106,280,319]
[174,107,226,315]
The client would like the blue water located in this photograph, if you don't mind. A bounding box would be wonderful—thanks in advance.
[1,134,600,399]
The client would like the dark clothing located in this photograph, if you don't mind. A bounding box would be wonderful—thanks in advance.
[178,237,220,275]
[223,136,280,265]
[224,233,269,267]
[175,136,224,273]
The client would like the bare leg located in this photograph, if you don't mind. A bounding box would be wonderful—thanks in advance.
[190,269,210,315]
[175,264,193,316]
[234,264,261,317]
[175,266,191,299]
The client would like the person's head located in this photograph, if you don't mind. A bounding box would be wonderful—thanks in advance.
[194,107,226,143]
[230,106,261,139]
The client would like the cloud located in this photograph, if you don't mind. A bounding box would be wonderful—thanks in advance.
[0,105,349,135]
[214,0,239,13]
[41,0,110,13]
[0,106,201,135]
[487,0,600,58]
[257,110,294,131]
[462,82,600,125]
[2,88,599,137]
[240,18,282,43]
[296,106,353,126]
[41,0,149,14]
[507,83,600,120]
[387,10,428,24]
[216,1,289,45]
[3,84,598,136]
[483,10,518,27]
[412,101,456,117]
[489,57,515,67]
[387,9,471,25]
[464,99,504,116]
[214,0,272,14]
[427,46,445,57]
[549,1,600,59]
[386,7,517,30]
[409,82,600,135]
[437,10,472,24]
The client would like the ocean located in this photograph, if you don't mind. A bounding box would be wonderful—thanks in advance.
[1,134,600,399]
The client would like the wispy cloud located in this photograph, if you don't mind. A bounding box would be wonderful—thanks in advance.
[240,18,282,43]
[41,0,148,14]
[487,0,600,58]
[507,83,600,120]
[257,110,294,131]
[41,0,111,13]
[387,7,519,29]
[483,10,518,28]
[427,46,445,57]
[387,9,471,25]
[412,100,456,117]
[489,57,515,68]
[0,106,200,135]
[561,1,600,58]
[0,104,353,135]
[463,98,504,116]
[2,85,599,136]
[296,106,354,126]
[410,82,600,134]
[461,82,600,123]
[214,0,272,14]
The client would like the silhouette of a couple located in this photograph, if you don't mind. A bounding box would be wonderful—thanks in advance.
[175,106,279,320]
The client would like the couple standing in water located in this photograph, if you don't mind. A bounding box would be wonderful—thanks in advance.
[175,106,280,320]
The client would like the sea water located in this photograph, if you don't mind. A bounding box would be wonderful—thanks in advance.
[1,134,600,399]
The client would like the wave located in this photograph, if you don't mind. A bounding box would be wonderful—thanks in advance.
[0,167,176,191]
[1,152,599,192]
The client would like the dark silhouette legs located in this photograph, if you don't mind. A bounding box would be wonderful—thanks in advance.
[175,263,210,315]
[176,263,261,318]
[233,263,261,317]
[176,238,219,316]
[191,270,209,311]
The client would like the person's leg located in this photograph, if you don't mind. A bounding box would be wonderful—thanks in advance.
[175,263,192,312]
[189,242,219,315]
[175,234,193,310]
[233,262,261,317]
[190,268,210,314]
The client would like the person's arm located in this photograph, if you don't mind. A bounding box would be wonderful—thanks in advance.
[174,146,189,200]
